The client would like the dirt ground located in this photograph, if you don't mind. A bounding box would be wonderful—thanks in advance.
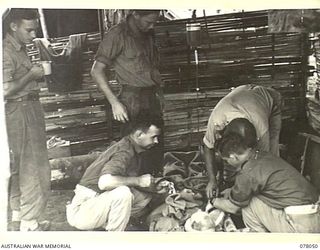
[40,189,77,231]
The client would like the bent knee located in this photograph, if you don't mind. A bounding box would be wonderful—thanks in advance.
[111,186,133,200]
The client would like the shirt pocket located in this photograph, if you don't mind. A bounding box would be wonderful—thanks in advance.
[124,49,144,73]
[5,102,20,116]
[14,61,32,79]
[2,61,15,82]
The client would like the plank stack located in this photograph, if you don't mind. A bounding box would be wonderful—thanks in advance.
[155,10,312,150]
[26,10,313,155]
[306,33,320,134]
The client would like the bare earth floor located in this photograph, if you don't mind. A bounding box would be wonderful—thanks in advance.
[40,190,77,231]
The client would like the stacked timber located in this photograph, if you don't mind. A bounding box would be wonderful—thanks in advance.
[306,96,320,133]
[27,33,117,156]
[26,10,313,155]
[155,10,311,150]
[306,34,320,135]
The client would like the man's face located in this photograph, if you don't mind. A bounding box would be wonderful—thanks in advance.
[11,19,39,45]
[134,13,159,33]
[137,125,161,150]
[221,151,249,167]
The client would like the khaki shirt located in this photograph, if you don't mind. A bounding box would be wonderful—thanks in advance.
[203,84,282,154]
[79,136,145,193]
[229,151,319,209]
[3,33,40,100]
[95,15,163,88]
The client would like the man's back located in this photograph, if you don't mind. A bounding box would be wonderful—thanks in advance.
[213,85,277,135]
[204,84,282,153]
[232,151,319,209]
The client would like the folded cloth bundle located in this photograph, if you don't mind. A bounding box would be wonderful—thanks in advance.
[146,189,203,230]
[149,216,184,232]
[184,208,225,232]
[163,192,203,221]
[47,135,69,149]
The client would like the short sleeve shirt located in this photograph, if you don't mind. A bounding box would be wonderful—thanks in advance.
[79,136,144,193]
[3,33,40,100]
[203,85,281,151]
[95,16,163,87]
[228,151,319,209]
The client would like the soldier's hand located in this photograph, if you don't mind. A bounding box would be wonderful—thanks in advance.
[206,180,218,199]
[111,101,129,123]
[220,188,231,198]
[30,64,44,80]
[155,180,170,194]
[138,174,152,188]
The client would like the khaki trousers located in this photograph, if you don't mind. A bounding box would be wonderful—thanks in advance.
[6,100,50,221]
[66,185,152,231]
[242,197,320,233]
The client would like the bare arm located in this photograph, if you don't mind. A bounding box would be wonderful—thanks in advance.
[269,90,282,156]
[212,197,241,214]
[90,60,129,122]
[204,144,219,199]
[3,64,43,98]
[98,173,152,191]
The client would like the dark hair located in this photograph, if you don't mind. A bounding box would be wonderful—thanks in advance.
[129,111,162,134]
[6,8,39,22]
[132,10,161,16]
[223,118,257,148]
[216,133,249,158]
[3,8,39,35]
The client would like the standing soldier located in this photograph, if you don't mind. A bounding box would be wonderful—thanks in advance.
[3,8,51,231]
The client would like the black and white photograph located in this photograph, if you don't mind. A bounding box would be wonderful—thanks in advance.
[1,0,320,249]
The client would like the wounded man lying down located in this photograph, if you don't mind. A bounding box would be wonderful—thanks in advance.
[210,121,320,233]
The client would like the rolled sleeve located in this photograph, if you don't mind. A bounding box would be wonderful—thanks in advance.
[268,89,282,156]
[257,131,270,152]
[203,136,214,149]
[100,150,132,177]
[269,88,282,117]
[94,28,122,66]
[203,114,218,149]
[228,173,259,208]
[3,51,15,83]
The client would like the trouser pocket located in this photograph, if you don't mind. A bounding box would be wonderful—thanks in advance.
[285,204,320,233]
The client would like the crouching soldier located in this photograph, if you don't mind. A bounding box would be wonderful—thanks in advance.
[66,112,163,231]
[211,121,320,233]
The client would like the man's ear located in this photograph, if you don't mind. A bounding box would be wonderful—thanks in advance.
[229,153,237,161]
[133,129,143,138]
[9,22,18,32]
